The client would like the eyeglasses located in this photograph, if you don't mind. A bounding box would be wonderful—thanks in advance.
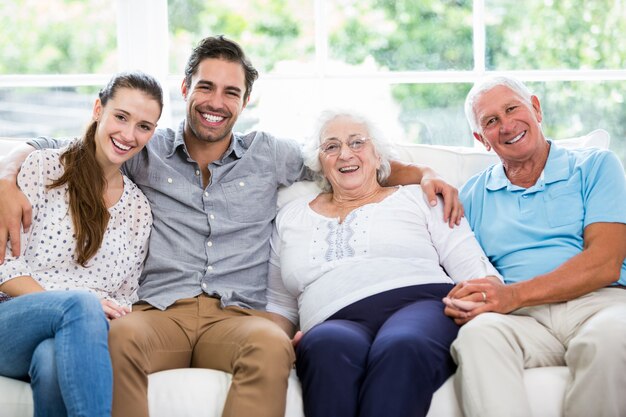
[319,137,370,156]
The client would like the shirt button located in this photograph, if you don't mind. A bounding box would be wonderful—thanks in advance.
[167,178,173,184]
[210,214,215,219]
[239,181,245,187]
[204,191,209,197]
[207,241,213,247]
[195,170,200,176]
[207,265,213,271]
[201,282,207,289]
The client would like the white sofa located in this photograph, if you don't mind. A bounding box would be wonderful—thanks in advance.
[0,129,611,417]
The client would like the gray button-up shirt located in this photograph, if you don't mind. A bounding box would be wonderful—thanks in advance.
[29,120,307,310]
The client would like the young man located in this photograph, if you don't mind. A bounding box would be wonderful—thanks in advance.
[0,36,462,417]
[444,76,626,417]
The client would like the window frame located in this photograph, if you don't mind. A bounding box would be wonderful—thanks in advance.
[1,0,625,143]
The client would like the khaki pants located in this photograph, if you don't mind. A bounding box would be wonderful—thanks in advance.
[108,294,295,417]
[451,287,626,417]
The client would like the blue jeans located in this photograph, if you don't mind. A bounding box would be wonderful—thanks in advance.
[0,291,112,417]
[296,283,459,417]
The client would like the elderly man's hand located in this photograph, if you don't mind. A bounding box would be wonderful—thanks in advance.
[420,177,464,227]
[0,178,32,263]
[443,276,517,325]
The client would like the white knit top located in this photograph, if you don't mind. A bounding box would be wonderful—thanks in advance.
[267,185,501,332]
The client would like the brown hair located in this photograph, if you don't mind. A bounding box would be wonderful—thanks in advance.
[184,35,259,102]
[49,71,163,266]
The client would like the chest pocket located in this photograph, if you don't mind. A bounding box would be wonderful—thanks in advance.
[543,178,584,228]
[221,174,276,223]
[140,174,196,213]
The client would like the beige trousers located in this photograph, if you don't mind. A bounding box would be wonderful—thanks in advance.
[108,294,295,417]
[451,287,626,417]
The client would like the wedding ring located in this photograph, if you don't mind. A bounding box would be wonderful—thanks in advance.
[481,291,487,302]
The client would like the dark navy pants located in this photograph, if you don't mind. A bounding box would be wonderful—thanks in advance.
[295,283,459,417]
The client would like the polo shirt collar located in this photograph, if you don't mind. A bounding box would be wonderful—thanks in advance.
[485,140,570,191]
[166,120,245,161]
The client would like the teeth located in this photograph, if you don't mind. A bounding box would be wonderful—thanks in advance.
[202,113,224,123]
[111,138,131,151]
[506,131,525,144]
[338,166,358,173]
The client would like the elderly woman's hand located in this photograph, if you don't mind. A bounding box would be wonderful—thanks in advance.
[443,276,518,325]
[420,177,464,227]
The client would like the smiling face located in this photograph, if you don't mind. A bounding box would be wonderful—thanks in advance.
[92,87,161,171]
[318,116,381,196]
[473,85,547,166]
[181,57,248,146]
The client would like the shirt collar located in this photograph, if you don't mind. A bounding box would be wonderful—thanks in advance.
[165,120,245,162]
[485,140,570,191]
[166,120,188,158]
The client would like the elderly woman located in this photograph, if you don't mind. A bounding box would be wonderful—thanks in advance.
[267,110,502,417]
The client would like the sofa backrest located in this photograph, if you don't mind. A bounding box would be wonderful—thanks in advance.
[0,137,29,157]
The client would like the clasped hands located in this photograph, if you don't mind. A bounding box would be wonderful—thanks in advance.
[443,276,517,325]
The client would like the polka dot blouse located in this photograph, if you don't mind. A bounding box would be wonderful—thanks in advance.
[0,149,152,308]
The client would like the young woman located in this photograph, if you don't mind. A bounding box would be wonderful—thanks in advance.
[0,71,163,417]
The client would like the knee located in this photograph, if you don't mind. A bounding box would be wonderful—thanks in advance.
[297,322,370,367]
[58,292,108,336]
[372,332,428,360]
[62,292,106,322]
[451,313,506,360]
[246,322,294,364]
[570,308,626,359]
[235,322,295,380]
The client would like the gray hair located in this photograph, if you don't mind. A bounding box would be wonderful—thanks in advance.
[464,76,534,134]
[303,110,396,192]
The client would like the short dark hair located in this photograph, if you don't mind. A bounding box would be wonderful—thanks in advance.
[184,35,259,102]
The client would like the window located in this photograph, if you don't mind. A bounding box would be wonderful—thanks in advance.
[1,0,625,166]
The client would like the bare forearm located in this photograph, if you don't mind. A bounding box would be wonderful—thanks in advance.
[0,275,45,297]
[387,160,428,186]
[511,223,626,308]
[512,249,623,308]
[444,224,626,323]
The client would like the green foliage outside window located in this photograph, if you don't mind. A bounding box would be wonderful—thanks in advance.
[168,0,310,74]
[1,0,624,164]
[0,0,117,74]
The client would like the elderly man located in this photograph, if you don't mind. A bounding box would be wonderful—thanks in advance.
[443,76,626,417]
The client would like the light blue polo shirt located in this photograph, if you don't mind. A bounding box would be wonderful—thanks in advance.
[461,140,626,285]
